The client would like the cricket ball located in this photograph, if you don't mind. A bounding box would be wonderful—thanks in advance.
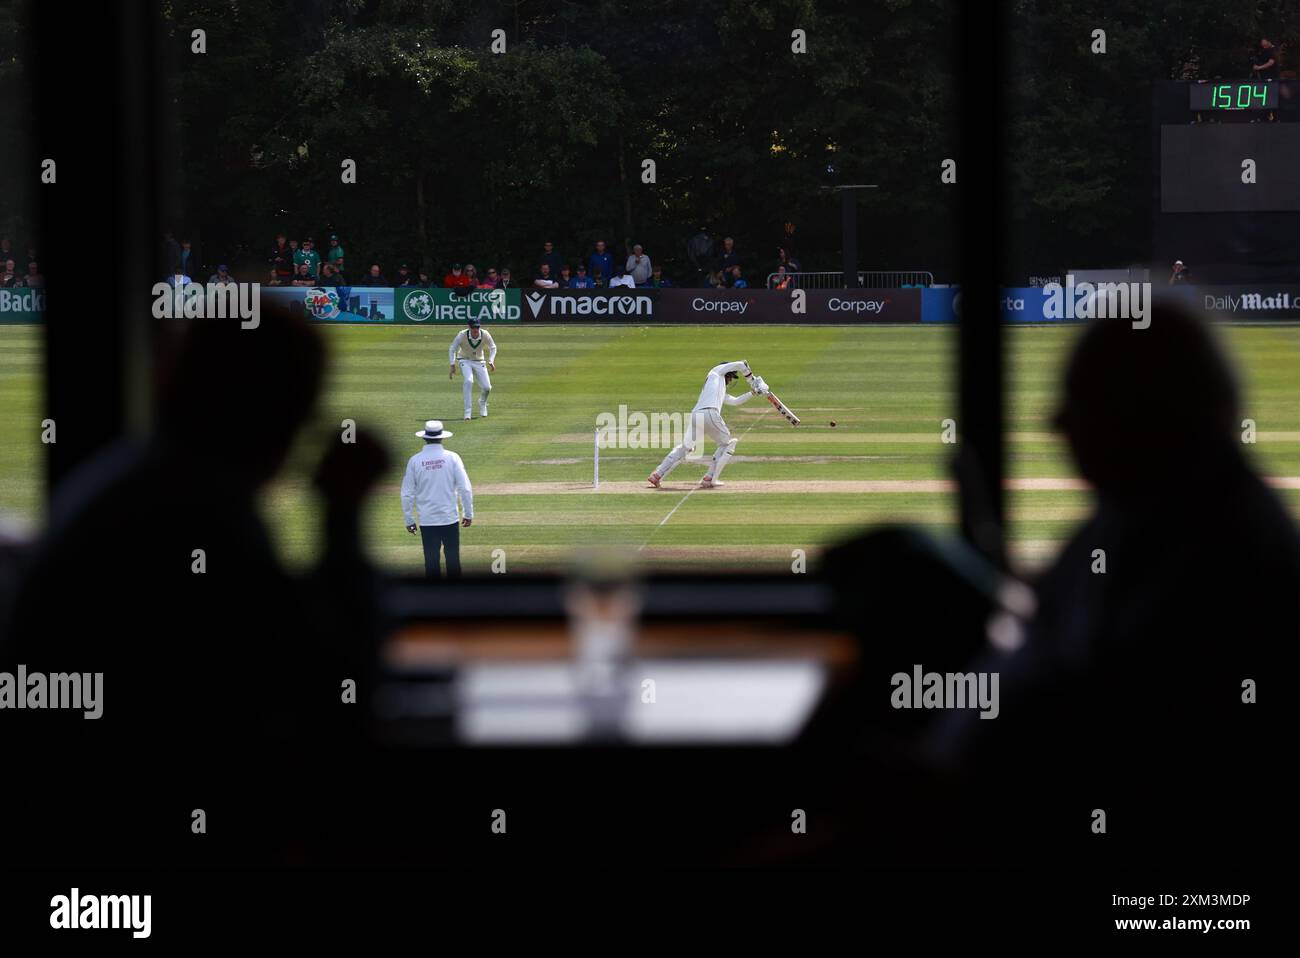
[829,420,837,427]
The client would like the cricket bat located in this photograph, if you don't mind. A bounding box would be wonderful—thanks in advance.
[764,390,800,426]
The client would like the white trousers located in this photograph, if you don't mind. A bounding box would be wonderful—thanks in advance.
[655,409,731,477]
[458,359,492,413]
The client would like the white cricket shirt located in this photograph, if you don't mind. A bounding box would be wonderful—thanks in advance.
[401,444,474,526]
[693,361,753,412]
[449,328,497,363]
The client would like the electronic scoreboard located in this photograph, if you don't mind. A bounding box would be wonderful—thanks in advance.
[1188,81,1278,111]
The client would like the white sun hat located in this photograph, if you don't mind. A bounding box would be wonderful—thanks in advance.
[416,419,453,439]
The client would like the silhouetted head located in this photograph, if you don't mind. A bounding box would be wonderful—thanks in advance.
[1053,305,1240,497]
[157,314,325,487]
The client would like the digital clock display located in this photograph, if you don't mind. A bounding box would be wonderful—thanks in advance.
[1189,82,1278,111]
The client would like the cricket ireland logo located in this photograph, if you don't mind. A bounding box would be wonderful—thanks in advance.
[403,290,435,322]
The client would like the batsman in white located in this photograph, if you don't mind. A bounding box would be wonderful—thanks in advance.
[648,360,768,489]
[448,316,496,419]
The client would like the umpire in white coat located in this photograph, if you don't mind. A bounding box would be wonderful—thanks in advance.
[401,420,474,578]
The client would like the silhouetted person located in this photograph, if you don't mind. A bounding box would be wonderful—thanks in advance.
[791,305,1294,869]
[1,314,389,866]
[929,304,1296,862]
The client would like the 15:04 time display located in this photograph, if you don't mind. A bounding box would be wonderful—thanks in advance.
[1189,82,1278,110]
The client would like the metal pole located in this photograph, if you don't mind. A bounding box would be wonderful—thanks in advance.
[956,1,1006,569]
[33,2,162,493]
[841,190,858,288]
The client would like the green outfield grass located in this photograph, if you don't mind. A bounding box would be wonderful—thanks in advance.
[3,323,1299,574]
[0,327,43,528]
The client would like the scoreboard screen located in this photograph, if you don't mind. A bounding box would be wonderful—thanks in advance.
[1161,123,1300,211]
[1188,82,1278,111]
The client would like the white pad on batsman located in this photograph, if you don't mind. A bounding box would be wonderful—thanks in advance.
[710,437,739,480]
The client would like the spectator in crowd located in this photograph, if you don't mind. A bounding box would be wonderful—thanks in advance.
[179,238,196,278]
[367,264,388,285]
[609,271,635,288]
[557,265,573,288]
[295,237,321,280]
[625,244,652,285]
[418,268,432,286]
[534,263,559,289]
[479,268,499,289]
[769,265,793,290]
[269,232,294,283]
[540,241,563,277]
[209,264,234,286]
[1169,259,1190,285]
[23,262,45,288]
[588,240,613,286]
[592,266,607,288]
[167,267,192,289]
[1252,38,1279,80]
[706,269,725,289]
[288,237,300,263]
[326,234,346,272]
[318,263,343,287]
[648,265,673,288]
[443,263,472,289]
[718,236,740,274]
[729,264,748,289]
[163,230,182,276]
[498,268,514,289]
[291,263,316,287]
[25,245,38,271]
[686,228,714,277]
[396,263,419,287]
[0,237,14,266]
[776,246,800,273]
[464,264,480,287]
[1,259,17,288]
[570,263,594,288]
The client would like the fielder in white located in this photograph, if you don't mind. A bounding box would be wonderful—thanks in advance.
[448,316,496,419]
[648,360,768,489]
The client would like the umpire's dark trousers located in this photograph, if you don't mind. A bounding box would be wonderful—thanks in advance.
[419,522,461,578]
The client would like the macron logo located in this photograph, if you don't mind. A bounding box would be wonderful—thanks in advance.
[50,888,152,939]
[525,291,546,318]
